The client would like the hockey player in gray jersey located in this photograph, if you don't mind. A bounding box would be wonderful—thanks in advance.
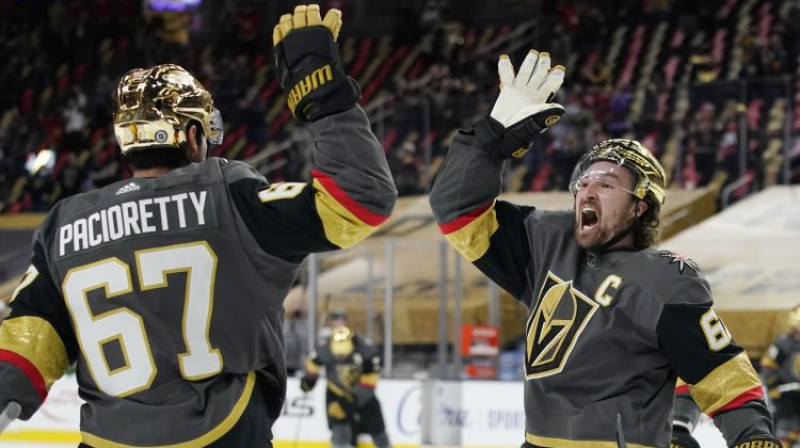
[429,49,779,448]
[0,5,396,447]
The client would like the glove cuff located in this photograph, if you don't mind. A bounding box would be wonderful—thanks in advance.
[474,105,564,160]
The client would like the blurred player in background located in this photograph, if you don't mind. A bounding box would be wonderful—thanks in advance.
[759,307,800,447]
[429,49,779,447]
[671,380,703,448]
[300,311,391,448]
[0,4,396,447]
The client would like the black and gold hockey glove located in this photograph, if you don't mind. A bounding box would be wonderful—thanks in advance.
[670,427,701,448]
[730,434,782,448]
[300,375,317,392]
[480,50,565,160]
[273,4,360,122]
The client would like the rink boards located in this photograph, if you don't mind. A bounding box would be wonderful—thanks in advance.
[0,374,726,448]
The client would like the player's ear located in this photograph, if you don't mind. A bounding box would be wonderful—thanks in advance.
[186,123,207,162]
[635,199,648,218]
[186,123,199,153]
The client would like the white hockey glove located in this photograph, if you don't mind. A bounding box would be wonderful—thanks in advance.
[479,50,565,159]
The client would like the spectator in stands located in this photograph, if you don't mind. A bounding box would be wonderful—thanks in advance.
[551,93,595,189]
[61,87,87,154]
[685,102,720,187]
[2,0,799,212]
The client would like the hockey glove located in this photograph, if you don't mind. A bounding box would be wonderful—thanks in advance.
[273,4,361,122]
[670,427,701,448]
[484,50,565,159]
[730,434,782,448]
[300,375,317,392]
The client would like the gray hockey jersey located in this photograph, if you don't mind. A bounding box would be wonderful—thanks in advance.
[429,125,772,448]
[307,334,382,396]
[0,105,396,447]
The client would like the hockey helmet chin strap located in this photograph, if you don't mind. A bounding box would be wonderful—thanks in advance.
[597,200,641,252]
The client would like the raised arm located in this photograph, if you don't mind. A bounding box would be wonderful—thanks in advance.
[429,50,564,301]
[227,5,396,262]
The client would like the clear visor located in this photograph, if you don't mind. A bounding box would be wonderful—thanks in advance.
[207,108,224,145]
[569,168,638,198]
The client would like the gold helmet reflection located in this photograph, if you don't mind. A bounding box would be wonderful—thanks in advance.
[113,64,223,155]
[330,325,355,357]
[570,139,667,205]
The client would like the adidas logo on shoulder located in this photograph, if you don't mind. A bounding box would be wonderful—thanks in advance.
[116,182,140,195]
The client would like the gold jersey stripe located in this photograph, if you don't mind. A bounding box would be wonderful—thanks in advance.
[0,316,68,392]
[312,178,378,249]
[526,432,655,448]
[359,372,379,387]
[80,372,256,448]
[442,206,499,262]
[690,352,763,415]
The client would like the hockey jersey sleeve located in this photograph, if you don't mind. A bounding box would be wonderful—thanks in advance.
[0,236,78,419]
[428,124,533,301]
[227,105,397,263]
[656,289,773,445]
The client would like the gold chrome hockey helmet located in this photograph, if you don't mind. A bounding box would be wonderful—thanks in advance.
[330,325,355,357]
[113,64,223,155]
[569,139,667,205]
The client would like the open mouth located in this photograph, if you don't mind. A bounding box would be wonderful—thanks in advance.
[580,208,598,230]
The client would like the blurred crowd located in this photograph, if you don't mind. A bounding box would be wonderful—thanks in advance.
[1,0,800,214]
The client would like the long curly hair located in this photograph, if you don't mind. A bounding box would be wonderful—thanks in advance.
[633,192,662,250]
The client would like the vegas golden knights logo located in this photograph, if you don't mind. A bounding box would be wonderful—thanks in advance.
[336,364,362,389]
[525,272,599,379]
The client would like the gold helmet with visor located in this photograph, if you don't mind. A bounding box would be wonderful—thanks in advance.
[569,139,667,205]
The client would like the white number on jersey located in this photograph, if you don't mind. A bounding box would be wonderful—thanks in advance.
[63,242,222,397]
